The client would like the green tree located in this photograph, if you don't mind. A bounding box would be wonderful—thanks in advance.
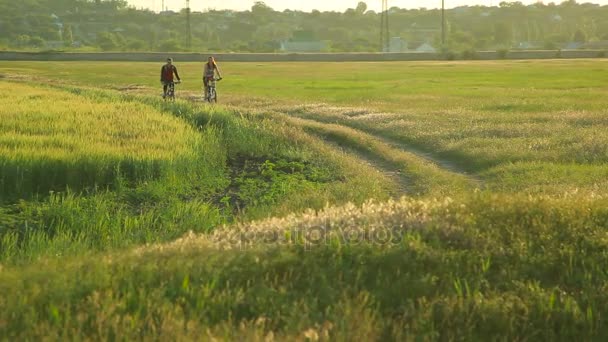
[251,1,273,15]
[127,39,146,51]
[62,24,73,46]
[356,2,368,14]
[2,0,607,53]
[96,31,118,51]
[30,36,45,48]
[157,39,182,52]
[494,22,513,46]
[573,29,586,42]
[15,35,31,47]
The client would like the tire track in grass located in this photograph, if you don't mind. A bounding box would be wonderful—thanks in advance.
[273,113,480,197]
[48,80,480,196]
[279,105,484,190]
[303,125,412,197]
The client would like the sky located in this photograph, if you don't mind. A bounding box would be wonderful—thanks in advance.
[128,0,608,13]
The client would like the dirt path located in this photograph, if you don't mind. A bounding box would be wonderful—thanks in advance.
[277,104,484,189]
[271,113,479,197]
[302,127,412,196]
[4,73,479,196]
[168,92,483,196]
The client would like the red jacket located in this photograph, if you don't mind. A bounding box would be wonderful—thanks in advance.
[160,64,180,82]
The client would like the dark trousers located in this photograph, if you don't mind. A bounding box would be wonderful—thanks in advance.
[163,82,173,96]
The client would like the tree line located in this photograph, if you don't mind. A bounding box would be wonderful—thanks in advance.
[0,0,606,52]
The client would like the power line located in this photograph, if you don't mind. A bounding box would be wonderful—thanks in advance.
[442,0,445,48]
[380,0,389,52]
[186,0,192,49]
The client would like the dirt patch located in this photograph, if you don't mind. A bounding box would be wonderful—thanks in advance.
[116,84,147,92]
[310,134,411,196]
[0,73,37,82]
[211,154,343,215]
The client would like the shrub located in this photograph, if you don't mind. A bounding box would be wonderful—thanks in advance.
[497,48,509,59]
[442,49,456,61]
[461,48,478,60]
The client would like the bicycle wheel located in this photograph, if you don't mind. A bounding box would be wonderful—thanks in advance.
[168,83,175,101]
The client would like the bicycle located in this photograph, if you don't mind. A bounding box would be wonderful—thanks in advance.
[163,80,181,101]
[204,77,222,103]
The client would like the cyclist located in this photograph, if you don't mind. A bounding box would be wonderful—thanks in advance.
[160,58,181,98]
[203,56,222,100]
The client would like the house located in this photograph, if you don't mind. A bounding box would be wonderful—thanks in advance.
[281,29,328,52]
[389,37,407,52]
[581,41,608,50]
[405,23,440,44]
[516,41,542,49]
[452,6,471,15]
[564,42,584,50]
[415,43,436,53]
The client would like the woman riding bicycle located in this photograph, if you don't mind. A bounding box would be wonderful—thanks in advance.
[203,56,222,100]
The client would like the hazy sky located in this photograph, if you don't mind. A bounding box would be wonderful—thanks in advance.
[129,0,608,13]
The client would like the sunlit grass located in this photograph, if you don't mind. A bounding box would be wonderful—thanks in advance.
[2,60,608,339]
[0,84,394,263]
[0,81,204,200]
[279,102,608,194]
[4,60,606,195]
[271,113,477,197]
[2,60,607,112]
[3,194,608,340]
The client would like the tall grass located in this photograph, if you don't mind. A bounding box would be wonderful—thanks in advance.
[2,194,608,340]
[0,81,206,201]
[285,103,608,195]
[272,113,477,197]
[3,62,608,339]
[0,83,393,264]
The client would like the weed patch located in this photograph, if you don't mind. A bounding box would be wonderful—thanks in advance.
[214,155,343,215]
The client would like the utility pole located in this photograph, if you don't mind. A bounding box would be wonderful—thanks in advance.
[161,0,164,12]
[380,0,389,52]
[441,0,446,48]
[186,0,192,49]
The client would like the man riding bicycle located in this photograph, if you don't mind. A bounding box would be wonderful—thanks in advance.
[203,56,222,100]
[161,58,181,98]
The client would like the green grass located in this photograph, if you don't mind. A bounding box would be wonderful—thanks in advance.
[3,60,607,194]
[272,113,477,197]
[0,82,392,264]
[3,195,608,340]
[2,60,608,339]
[0,81,207,201]
[2,60,607,111]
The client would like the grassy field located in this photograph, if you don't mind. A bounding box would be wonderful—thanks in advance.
[0,81,207,200]
[0,80,392,264]
[3,194,608,340]
[3,60,607,194]
[3,60,606,110]
[1,60,608,339]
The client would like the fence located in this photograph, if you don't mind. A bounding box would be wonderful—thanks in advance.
[0,50,605,62]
